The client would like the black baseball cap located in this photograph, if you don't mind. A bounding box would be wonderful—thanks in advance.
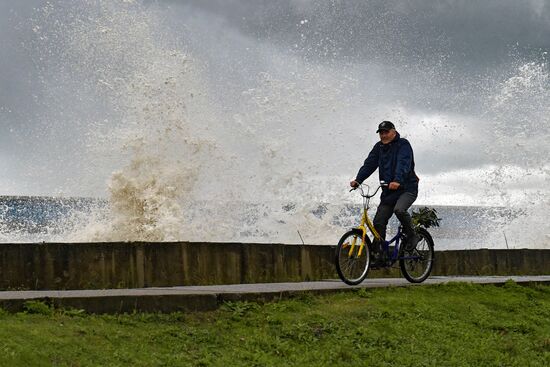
[376,120,395,133]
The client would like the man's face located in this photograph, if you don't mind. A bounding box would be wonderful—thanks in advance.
[379,128,397,144]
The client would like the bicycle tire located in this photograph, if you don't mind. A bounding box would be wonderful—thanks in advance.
[399,227,435,283]
[335,229,372,285]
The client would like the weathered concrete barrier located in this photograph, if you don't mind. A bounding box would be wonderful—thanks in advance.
[435,249,550,276]
[0,242,334,290]
[0,242,549,290]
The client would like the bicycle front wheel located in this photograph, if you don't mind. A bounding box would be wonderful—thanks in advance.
[399,227,434,283]
[335,229,371,285]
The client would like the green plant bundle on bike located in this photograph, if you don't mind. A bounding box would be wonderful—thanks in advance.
[335,183,436,285]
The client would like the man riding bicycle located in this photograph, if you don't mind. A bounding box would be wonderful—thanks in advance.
[350,120,420,259]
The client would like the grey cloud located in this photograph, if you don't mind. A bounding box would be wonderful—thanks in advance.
[159,0,550,65]
[1,1,549,195]
[156,0,550,115]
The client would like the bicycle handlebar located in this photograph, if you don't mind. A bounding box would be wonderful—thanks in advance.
[350,182,388,198]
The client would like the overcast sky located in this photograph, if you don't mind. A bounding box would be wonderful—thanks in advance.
[1,0,549,205]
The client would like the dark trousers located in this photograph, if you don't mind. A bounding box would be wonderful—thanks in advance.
[373,192,417,242]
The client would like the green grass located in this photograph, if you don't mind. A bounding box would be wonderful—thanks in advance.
[1,282,550,366]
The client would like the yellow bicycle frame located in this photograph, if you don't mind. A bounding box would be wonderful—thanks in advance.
[349,195,382,258]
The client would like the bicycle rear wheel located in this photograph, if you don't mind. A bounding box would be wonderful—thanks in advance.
[399,227,434,283]
[335,229,371,285]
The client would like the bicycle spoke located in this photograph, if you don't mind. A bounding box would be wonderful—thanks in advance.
[344,259,355,273]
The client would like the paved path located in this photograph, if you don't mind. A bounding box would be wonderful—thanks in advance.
[1,275,549,314]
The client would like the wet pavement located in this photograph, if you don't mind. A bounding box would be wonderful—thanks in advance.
[1,275,549,313]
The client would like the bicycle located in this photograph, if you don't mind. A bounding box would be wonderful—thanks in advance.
[335,183,435,285]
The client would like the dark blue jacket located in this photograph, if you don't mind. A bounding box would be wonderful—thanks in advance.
[355,132,419,205]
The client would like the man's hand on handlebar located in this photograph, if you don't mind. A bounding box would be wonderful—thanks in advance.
[349,180,399,191]
[388,182,400,190]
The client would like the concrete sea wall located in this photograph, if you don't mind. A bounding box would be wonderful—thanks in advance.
[0,242,549,290]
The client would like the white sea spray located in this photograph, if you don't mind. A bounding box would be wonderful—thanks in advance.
[2,1,548,248]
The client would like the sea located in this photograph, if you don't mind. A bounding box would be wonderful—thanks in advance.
[0,195,521,250]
